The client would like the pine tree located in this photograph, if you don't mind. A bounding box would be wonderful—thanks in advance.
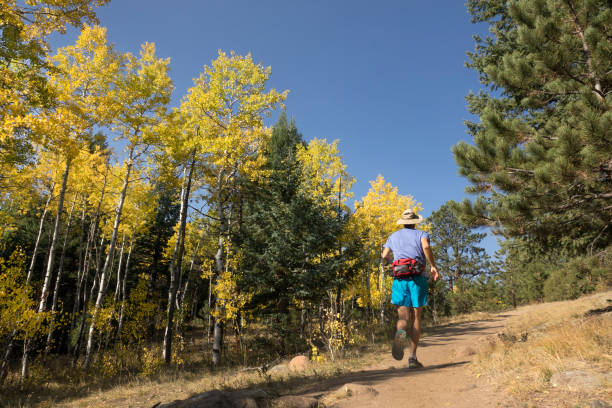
[453,0,611,253]
[238,112,346,309]
[427,202,491,292]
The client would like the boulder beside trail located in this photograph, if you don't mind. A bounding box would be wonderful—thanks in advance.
[155,389,268,408]
[267,363,290,374]
[320,382,378,405]
[288,355,311,372]
[272,395,319,408]
[550,370,604,391]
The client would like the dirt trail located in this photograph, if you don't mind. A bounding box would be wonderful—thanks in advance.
[295,311,521,408]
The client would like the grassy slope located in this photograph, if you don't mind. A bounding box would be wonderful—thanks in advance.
[473,290,611,407]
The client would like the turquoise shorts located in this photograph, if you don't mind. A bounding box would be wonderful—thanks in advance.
[391,275,428,308]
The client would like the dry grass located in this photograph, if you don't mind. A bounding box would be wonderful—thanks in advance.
[473,290,612,407]
[0,343,387,408]
[57,347,384,408]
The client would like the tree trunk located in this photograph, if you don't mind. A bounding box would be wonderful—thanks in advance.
[116,233,134,341]
[212,210,226,366]
[21,161,70,380]
[26,184,55,284]
[163,151,196,364]
[72,247,94,365]
[68,218,94,355]
[84,149,134,368]
[45,194,77,355]
[37,161,70,313]
[113,234,126,303]
[89,235,106,302]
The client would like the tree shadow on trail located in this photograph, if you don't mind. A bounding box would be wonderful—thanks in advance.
[418,318,505,348]
[284,361,469,397]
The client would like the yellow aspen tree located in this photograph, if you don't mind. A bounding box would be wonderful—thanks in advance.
[181,51,287,365]
[353,175,426,323]
[19,24,119,378]
[84,41,172,368]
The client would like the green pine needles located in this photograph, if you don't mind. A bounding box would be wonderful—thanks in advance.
[453,0,611,253]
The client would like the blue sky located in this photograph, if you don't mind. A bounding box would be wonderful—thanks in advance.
[50,0,500,253]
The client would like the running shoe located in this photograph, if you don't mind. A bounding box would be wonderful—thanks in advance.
[392,330,406,360]
[408,357,424,369]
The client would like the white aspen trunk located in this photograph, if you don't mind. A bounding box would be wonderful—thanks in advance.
[212,211,226,366]
[26,184,55,284]
[84,149,134,368]
[72,247,94,365]
[69,218,94,352]
[113,234,126,303]
[207,273,213,344]
[21,161,70,380]
[179,240,199,312]
[37,161,70,313]
[116,234,134,340]
[88,235,105,302]
[163,151,196,364]
[44,194,77,355]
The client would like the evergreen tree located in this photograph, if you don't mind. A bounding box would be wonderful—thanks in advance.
[427,201,491,292]
[238,112,349,311]
[453,0,612,253]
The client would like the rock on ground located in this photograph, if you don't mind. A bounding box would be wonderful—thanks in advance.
[268,363,289,374]
[288,355,311,372]
[155,389,268,408]
[272,395,319,408]
[320,383,378,405]
[550,370,604,391]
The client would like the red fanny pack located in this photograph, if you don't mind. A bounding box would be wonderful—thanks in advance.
[391,258,424,279]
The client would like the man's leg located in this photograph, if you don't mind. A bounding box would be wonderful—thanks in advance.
[392,306,409,360]
[408,307,422,357]
[397,305,409,332]
[407,307,424,367]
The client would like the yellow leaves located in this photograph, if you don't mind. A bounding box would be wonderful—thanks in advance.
[181,50,287,190]
[113,41,173,146]
[297,138,355,208]
[49,24,121,126]
[2,1,108,46]
[354,174,423,242]
[212,270,252,323]
[0,248,50,339]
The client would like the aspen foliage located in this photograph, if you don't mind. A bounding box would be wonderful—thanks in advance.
[0,249,50,340]
[296,138,355,208]
[181,51,288,192]
[0,0,109,166]
[210,243,252,323]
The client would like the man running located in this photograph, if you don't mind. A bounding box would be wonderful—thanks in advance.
[381,209,439,368]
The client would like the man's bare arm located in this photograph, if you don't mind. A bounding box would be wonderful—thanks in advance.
[381,247,393,265]
[421,237,439,281]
